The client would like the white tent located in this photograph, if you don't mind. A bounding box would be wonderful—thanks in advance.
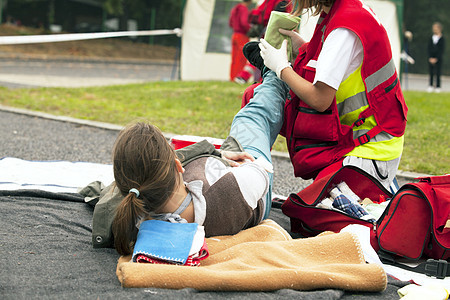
[180,0,401,81]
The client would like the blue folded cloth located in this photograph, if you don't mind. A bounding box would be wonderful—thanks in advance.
[332,194,374,221]
[132,220,199,265]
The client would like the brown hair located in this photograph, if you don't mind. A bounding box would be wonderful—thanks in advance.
[291,0,335,16]
[111,122,181,255]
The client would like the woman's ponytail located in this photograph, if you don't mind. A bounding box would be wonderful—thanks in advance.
[112,192,146,255]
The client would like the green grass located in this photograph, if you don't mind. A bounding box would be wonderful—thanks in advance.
[0,82,448,175]
[0,81,243,138]
[401,91,449,175]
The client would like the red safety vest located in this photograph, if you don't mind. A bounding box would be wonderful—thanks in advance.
[283,0,408,180]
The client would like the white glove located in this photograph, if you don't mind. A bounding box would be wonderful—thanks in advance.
[259,39,291,79]
[279,28,306,55]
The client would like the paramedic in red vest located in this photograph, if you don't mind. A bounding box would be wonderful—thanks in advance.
[229,0,252,82]
[258,0,408,189]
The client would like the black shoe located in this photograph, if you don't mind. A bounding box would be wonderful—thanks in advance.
[243,41,265,71]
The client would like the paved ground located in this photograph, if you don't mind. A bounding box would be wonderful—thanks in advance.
[400,72,450,92]
[0,54,179,88]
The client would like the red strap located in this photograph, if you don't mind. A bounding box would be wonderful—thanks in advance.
[352,107,376,128]
[352,106,381,147]
[354,126,383,147]
[358,106,376,120]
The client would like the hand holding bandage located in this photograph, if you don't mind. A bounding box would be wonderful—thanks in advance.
[264,11,301,62]
[260,11,301,79]
[260,39,291,79]
[278,28,306,56]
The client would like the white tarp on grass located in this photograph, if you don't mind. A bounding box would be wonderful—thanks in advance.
[0,157,113,193]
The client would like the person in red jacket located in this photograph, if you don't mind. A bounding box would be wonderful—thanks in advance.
[248,0,291,35]
[229,0,252,82]
[234,0,291,84]
[242,0,407,190]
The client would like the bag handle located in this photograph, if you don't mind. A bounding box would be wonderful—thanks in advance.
[418,174,450,185]
[378,250,450,279]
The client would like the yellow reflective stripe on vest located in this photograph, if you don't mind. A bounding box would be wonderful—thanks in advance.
[336,64,365,111]
[336,61,403,160]
[336,64,367,126]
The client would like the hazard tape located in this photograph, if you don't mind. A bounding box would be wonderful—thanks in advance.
[0,28,182,45]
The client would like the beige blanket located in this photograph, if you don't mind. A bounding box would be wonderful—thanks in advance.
[116,219,387,292]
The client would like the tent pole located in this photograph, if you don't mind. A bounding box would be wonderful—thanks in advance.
[390,0,404,78]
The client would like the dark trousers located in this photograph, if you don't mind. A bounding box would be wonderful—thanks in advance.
[429,60,442,88]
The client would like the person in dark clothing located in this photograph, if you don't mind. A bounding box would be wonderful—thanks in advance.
[427,22,445,93]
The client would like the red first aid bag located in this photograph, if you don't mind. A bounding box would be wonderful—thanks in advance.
[376,175,450,278]
[281,167,450,278]
[376,175,450,270]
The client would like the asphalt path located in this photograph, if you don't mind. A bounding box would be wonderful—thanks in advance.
[0,55,179,88]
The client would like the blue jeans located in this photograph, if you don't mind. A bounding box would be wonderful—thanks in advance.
[229,71,289,219]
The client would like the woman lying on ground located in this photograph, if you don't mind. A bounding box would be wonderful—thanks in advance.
[111,70,289,256]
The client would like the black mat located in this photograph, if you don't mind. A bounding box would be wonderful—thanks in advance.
[0,190,408,299]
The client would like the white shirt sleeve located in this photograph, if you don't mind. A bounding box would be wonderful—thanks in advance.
[313,28,364,90]
[229,162,269,209]
[204,157,269,209]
